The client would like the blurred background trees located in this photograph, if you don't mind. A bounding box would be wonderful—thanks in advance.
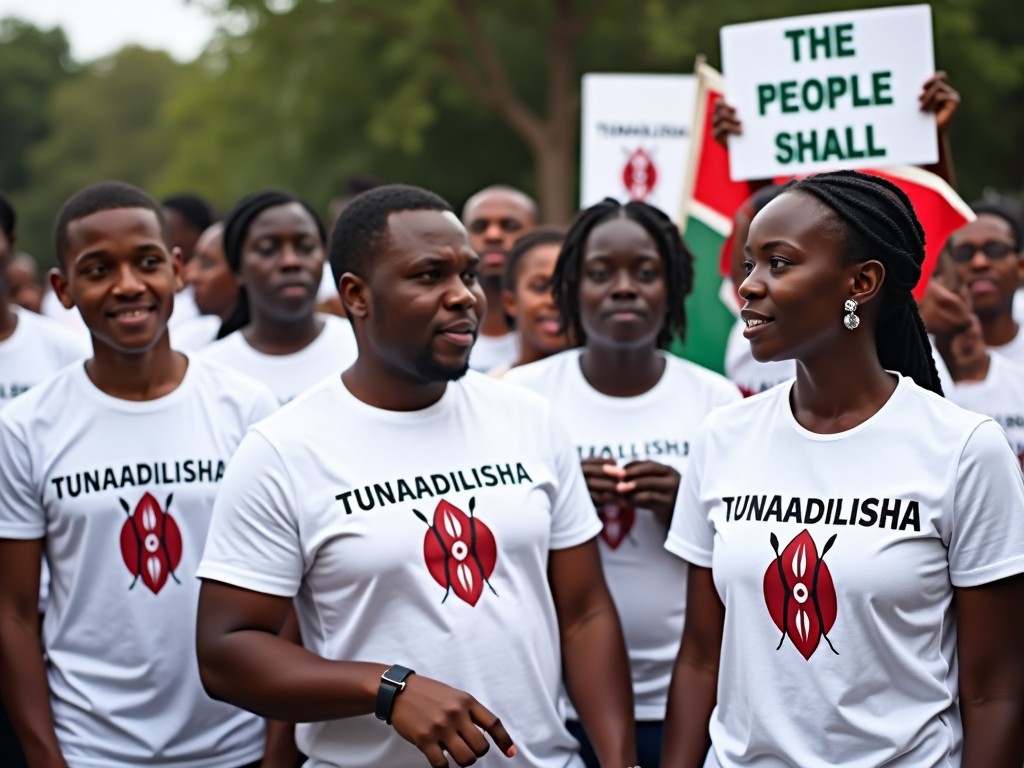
[2,0,1022,262]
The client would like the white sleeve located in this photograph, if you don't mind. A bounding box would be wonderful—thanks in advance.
[949,420,1024,587]
[546,408,603,550]
[0,418,44,539]
[248,386,279,424]
[197,430,304,597]
[665,418,715,568]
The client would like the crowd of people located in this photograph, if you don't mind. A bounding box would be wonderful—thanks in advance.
[0,65,1023,768]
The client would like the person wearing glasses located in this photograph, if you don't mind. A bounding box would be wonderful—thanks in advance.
[943,204,1024,363]
[930,204,1024,469]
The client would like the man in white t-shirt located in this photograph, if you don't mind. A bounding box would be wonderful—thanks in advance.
[946,204,1024,362]
[462,185,537,372]
[196,184,636,768]
[0,182,278,768]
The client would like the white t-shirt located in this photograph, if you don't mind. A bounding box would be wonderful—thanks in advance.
[1013,288,1024,324]
[469,331,518,373]
[948,352,1024,468]
[666,375,1024,768]
[201,314,357,403]
[0,306,86,405]
[989,326,1024,365]
[723,319,794,397]
[170,314,221,352]
[198,372,602,768]
[506,349,740,720]
[169,286,201,328]
[0,358,277,768]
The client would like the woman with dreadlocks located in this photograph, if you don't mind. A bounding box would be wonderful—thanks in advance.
[202,190,357,404]
[506,198,739,768]
[662,170,1024,767]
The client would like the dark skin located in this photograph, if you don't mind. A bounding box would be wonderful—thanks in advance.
[500,243,570,367]
[712,71,960,188]
[0,207,186,768]
[184,222,238,320]
[238,202,326,356]
[576,215,680,527]
[0,229,17,341]
[920,253,990,383]
[198,209,635,767]
[662,190,1024,767]
[162,206,203,263]
[577,217,679,528]
[462,189,537,339]
[946,215,1023,348]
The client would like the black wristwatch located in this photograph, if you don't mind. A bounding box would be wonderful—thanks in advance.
[375,664,415,724]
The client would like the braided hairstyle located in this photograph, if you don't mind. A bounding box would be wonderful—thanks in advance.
[552,198,694,349]
[0,189,16,246]
[785,170,943,395]
[216,190,326,340]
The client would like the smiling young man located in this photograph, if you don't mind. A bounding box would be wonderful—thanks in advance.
[462,185,537,372]
[0,182,277,768]
[195,184,636,768]
[946,204,1024,363]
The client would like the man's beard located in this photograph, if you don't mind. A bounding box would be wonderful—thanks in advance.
[410,344,472,382]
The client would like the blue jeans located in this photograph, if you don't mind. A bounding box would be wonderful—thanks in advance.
[566,719,663,768]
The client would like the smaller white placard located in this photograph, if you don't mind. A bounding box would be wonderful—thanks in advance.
[580,73,696,218]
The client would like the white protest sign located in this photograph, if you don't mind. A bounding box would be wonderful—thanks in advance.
[721,5,937,180]
[580,73,696,218]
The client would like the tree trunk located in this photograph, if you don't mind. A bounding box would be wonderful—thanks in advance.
[534,135,576,225]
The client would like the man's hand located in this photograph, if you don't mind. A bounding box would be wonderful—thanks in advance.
[711,98,742,147]
[919,71,960,132]
[390,675,515,768]
[919,278,972,337]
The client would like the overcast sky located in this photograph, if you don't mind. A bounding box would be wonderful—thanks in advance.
[0,0,217,62]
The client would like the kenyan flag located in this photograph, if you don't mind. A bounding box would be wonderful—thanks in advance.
[673,61,973,374]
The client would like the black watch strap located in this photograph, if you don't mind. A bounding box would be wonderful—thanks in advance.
[375,664,415,724]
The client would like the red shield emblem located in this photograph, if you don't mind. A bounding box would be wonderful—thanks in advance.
[119,492,183,595]
[763,530,838,660]
[415,498,498,606]
[622,147,657,200]
[598,502,635,549]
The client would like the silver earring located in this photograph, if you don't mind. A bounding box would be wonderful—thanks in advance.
[843,299,860,330]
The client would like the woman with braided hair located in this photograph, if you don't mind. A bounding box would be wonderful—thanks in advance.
[201,190,357,403]
[506,198,739,767]
[662,170,1024,767]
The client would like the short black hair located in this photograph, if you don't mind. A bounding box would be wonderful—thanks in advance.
[503,227,565,291]
[785,170,943,395]
[54,181,166,265]
[329,184,453,283]
[0,190,16,243]
[462,185,538,222]
[553,198,694,350]
[970,200,1022,251]
[162,193,215,232]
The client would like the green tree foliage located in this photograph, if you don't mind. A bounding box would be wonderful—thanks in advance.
[0,19,74,195]
[14,47,187,260]
[3,0,1022,263]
